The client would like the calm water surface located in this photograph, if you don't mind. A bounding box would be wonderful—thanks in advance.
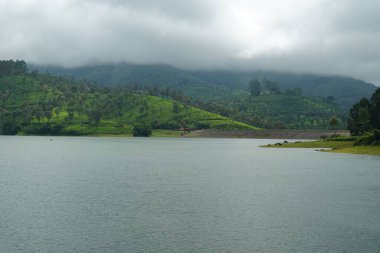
[0,136,379,252]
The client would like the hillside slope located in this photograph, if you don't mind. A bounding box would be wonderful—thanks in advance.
[35,63,377,110]
[33,63,356,130]
[0,73,257,136]
[36,64,228,101]
[191,70,377,109]
[231,94,346,129]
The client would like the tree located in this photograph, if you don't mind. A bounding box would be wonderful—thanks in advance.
[172,101,180,113]
[263,79,280,94]
[286,88,303,96]
[64,111,74,123]
[370,88,380,129]
[0,60,27,77]
[88,108,102,128]
[329,116,339,130]
[347,98,373,135]
[354,129,380,146]
[327,96,335,103]
[45,110,53,122]
[133,123,152,137]
[54,107,61,117]
[1,118,20,135]
[249,79,262,96]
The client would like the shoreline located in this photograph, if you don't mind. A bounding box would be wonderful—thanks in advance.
[262,139,380,156]
[182,129,349,139]
[7,129,349,139]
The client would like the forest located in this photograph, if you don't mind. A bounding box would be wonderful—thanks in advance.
[38,63,350,130]
[1,60,377,136]
[347,88,380,146]
[0,60,256,136]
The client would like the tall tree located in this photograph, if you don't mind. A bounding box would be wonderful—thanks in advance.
[172,101,180,113]
[263,79,280,95]
[347,98,373,135]
[370,88,380,129]
[329,116,339,132]
[249,79,262,96]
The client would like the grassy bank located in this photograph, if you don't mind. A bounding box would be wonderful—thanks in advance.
[262,139,380,155]
[59,129,183,138]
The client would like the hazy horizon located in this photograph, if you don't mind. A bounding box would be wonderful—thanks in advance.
[1,0,380,85]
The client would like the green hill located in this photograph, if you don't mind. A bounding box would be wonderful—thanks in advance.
[32,63,358,130]
[191,70,377,110]
[0,66,257,136]
[35,63,378,110]
[36,64,228,101]
[230,94,346,129]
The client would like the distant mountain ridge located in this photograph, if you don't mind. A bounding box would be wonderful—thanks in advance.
[34,63,377,110]
[26,64,362,130]
[36,64,227,101]
[190,70,377,109]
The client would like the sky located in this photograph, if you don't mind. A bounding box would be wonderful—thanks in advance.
[1,0,380,84]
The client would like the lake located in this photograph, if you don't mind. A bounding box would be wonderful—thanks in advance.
[0,136,379,252]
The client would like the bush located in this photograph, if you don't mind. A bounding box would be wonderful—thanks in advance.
[50,124,64,135]
[62,129,82,136]
[329,133,340,138]
[133,123,152,137]
[23,123,64,136]
[196,122,211,130]
[354,129,380,146]
[1,120,20,135]
[152,120,179,130]
[326,136,357,142]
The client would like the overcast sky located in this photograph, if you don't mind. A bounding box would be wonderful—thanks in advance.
[1,0,379,84]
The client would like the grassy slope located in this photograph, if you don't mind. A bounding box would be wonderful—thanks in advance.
[1,75,258,136]
[34,64,357,130]
[262,139,380,156]
[233,94,345,129]
[49,96,257,135]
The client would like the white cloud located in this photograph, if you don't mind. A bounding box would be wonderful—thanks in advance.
[0,0,379,84]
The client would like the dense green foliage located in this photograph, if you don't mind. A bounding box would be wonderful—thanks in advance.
[36,64,377,111]
[233,78,344,129]
[354,129,380,146]
[35,64,227,101]
[264,139,380,155]
[329,116,339,129]
[371,88,380,128]
[0,64,257,136]
[347,98,373,135]
[0,60,27,77]
[34,64,352,130]
[228,93,345,130]
[347,88,380,135]
[133,123,152,137]
[191,70,377,109]
[249,78,261,96]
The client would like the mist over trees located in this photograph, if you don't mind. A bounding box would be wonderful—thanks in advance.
[0,60,27,77]
[249,79,261,96]
[0,60,364,135]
